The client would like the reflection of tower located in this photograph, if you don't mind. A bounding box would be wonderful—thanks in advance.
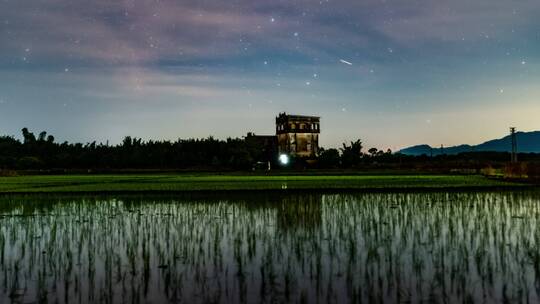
[510,127,518,163]
[276,194,322,231]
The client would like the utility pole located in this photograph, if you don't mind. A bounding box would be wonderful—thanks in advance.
[510,127,518,163]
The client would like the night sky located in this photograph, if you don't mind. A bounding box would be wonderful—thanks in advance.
[1,0,539,150]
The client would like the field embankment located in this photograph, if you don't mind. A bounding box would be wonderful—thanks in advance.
[0,174,530,194]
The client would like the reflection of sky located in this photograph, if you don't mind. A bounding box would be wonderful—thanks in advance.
[1,1,539,150]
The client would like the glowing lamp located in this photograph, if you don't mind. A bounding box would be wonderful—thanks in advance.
[279,154,289,165]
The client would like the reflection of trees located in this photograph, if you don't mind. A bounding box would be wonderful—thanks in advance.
[0,192,325,231]
[0,195,67,215]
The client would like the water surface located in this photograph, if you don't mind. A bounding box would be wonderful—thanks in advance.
[1,191,539,303]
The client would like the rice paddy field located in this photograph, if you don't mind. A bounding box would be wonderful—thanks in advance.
[1,191,540,303]
[0,174,527,193]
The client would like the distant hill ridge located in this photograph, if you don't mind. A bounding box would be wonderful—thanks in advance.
[399,131,540,156]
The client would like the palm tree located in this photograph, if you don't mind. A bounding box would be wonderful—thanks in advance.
[340,139,362,167]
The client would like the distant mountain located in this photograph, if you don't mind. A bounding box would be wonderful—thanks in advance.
[399,131,540,156]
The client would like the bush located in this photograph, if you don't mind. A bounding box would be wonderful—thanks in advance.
[500,162,540,180]
[318,149,340,168]
[480,165,497,176]
[0,169,18,177]
[16,156,43,170]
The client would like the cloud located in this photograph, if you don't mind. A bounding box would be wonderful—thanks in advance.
[0,1,290,65]
[373,1,540,45]
[2,0,539,70]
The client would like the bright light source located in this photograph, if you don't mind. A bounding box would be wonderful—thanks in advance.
[279,154,289,165]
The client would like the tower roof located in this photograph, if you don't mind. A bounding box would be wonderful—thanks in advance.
[276,112,320,121]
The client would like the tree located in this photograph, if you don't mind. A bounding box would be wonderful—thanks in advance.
[340,139,362,168]
[122,136,133,147]
[21,128,36,144]
[318,148,340,168]
[38,131,47,142]
[368,147,378,156]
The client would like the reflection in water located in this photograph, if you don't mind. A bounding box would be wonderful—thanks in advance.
[276,194,322,231]
[0,192,540,303]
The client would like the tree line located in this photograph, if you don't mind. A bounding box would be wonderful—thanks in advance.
[1,128,539,172]
[0,128,261,170]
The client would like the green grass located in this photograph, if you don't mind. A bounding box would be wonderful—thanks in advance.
[0,174,528,193]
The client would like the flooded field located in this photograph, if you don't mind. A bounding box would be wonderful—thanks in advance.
[1,191,540,303]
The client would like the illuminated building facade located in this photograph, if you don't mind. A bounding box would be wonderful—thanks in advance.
[275,113,320,158]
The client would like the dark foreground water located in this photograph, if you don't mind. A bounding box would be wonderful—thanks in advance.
[1,192,540,303]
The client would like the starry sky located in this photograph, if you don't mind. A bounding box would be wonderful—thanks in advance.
[1,0,540,150]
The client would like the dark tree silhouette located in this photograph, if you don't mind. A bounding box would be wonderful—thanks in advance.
[340,140,363,168]
[21,128,36,144]
[1,129,540,172]
[38,131,47,142]
[0,128,264,170]
[318,148,340,168]
[368,148,378,156]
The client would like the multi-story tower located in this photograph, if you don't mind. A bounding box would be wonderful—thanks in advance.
[275,112,320,158]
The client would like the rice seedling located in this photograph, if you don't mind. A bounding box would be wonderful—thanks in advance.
[0,191,539,302]
[0,174,527,193]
